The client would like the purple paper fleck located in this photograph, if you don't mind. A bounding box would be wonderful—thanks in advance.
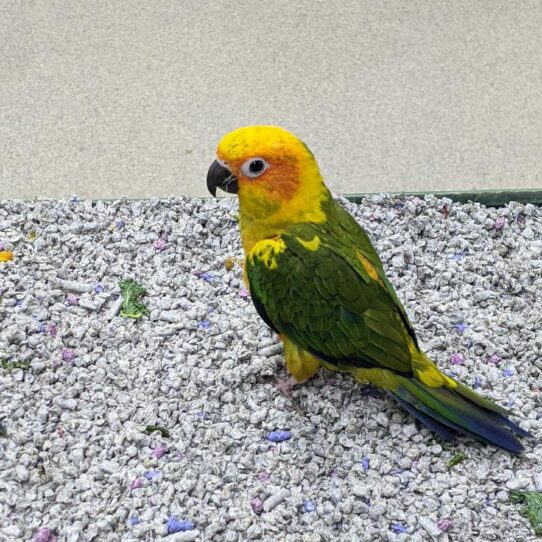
[267,430,291,443]
[34,527,57,542]
[494,216,506,230]
[487,354,501,365]
[450,353,464,365]
[0,241,4,250]
[61,349,76,362]
[239,288,250,299]
[153,238,167,251]
[257,472,270,482]
[166,517,194,534]
[251,496,264,514]
[46,323,57,337]
[303,500,316,512]
[66,293,79,306]
[36,323,46,333]
[152,444,168,460]
[130,478,143,490]
[437,518,453,532]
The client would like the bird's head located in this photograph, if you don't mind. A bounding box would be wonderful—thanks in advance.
[207,125,330,224]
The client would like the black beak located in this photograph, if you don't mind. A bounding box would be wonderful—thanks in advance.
[207,160,238,196]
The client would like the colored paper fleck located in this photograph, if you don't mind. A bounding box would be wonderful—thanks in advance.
[303,500,316,512]
[61,349,76,362]
[450,353,464,365]
[152,444,168,460]
[239,288,250,299]
[447,452,467,469]
[494,216,506,230]
[251,497,264,514]
[391,523,407,534]
[143,470,159,480]
[502,368,514,377]
[34,527,57,542]
[454,322,468,334]
[509,490,542,535]
[166,517,194,534]
[437,518,453,532]
[0,251,14,262]
[267,430,291,443]
[66,294,79,306]
[153,238,167,251]
[487,354,501,365]
[361,457,370,472]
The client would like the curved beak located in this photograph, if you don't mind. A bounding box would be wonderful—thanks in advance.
[207,160,238,196]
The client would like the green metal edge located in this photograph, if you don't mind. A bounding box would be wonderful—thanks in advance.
[5,189,542,207]
[344,189,542,206]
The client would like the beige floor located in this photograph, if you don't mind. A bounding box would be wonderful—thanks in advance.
[1,0,541,200]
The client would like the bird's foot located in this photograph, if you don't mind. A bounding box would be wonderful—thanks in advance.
[274,375,308,418]
[274,375,299,398]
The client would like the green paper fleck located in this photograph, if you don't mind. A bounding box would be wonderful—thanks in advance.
[145,425,170,438]
[1,359,31,370]
[447,452,467,469]
[510,490,542,536]
[119,279,150,319]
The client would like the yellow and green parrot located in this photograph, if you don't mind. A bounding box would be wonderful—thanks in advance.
[207,125,531,453]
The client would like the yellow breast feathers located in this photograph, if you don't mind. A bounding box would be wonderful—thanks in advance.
[248,237,287,270]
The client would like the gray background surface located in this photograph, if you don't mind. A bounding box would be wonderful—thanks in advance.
[2,0,541,199]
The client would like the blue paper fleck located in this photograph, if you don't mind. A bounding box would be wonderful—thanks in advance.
[502,368,514,377]
[473,376,481,389]
[128,517,140,526]
[115,220,125,229]
[143,470,160,480]
[391,523,407,534]
[201,273,216,282]
[454,322,468,334]
[166,517,194,534]
[198,321,210,330]
[267,430,291,443]
[94,284,104,294]
[361,457,370,472]
[303,500,316,512]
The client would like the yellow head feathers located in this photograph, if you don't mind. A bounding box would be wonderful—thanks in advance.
[214,125,330,228]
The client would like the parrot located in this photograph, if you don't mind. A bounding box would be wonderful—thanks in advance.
[206,125,531,453]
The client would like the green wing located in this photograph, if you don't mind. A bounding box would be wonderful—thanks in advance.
[247,225,416,375]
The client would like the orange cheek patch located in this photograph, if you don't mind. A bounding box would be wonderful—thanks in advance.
[262,162,299,200]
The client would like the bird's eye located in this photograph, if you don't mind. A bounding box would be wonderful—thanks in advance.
[240,157,268,178]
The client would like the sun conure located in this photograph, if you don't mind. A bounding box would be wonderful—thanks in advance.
[207,125,531,453]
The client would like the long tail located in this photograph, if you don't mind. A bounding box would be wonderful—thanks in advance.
[390,376,532,453]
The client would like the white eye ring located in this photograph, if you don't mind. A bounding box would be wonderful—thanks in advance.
[240,157,268,178]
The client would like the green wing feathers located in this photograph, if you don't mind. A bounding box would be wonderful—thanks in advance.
[246,204,531,452]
